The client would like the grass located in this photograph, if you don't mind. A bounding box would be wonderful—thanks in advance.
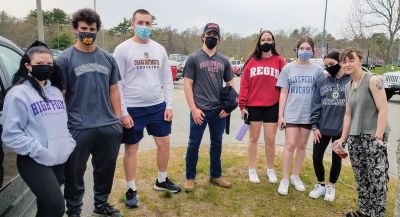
[369,65,399,74]
[109,145,396,217]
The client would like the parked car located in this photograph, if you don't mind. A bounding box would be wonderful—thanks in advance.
[170,65,178,82]
[169,54,188,64]
[230,59,243,76]
[0,36,37,216]
[50,49,62,58]
[169,60,182,81]
[381,71,400,100]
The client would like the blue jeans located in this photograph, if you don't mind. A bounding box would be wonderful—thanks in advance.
[185,109,226,180]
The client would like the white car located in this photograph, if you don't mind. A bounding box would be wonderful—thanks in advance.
[381,71,400,100]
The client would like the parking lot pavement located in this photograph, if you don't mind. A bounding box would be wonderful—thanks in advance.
[137,77,399,176]
[78,77,399,216]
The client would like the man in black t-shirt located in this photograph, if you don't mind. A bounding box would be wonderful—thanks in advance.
[183,23,234,192]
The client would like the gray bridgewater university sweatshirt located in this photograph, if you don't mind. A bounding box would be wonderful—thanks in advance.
[1,81,76,166]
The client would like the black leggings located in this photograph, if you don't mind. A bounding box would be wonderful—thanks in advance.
[312,135,342,184]
[17,155,65,217]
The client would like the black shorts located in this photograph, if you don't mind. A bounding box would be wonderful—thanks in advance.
[247,103,279,123]
[285,123,312,130]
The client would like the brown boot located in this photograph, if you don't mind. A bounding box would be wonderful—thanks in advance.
[209,177,232,189]
[184,180,195,192]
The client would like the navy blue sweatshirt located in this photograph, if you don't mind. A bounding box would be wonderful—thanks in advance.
[310,74,351,137]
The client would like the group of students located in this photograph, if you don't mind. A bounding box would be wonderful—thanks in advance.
[239,30,390,217]
[0,7,390,217]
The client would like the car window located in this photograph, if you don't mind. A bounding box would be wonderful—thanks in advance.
[0,45,22,81]
[230,60,240,66]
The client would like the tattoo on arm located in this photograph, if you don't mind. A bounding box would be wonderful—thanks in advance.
[376,80,383,90]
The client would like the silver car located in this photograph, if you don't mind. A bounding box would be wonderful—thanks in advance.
[0,36,37,216]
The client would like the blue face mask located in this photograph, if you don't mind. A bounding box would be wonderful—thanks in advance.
[135,25,152,40]
[298,50,313,60]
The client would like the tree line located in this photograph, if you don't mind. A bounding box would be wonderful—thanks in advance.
[0,1,399,66]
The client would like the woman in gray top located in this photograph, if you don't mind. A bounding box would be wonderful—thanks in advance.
[276,36,324,196]
[334,47,390,217]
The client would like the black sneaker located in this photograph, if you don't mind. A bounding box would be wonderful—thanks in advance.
[93,202,122,217]
[125,188,139,208]
[153,177,181,193]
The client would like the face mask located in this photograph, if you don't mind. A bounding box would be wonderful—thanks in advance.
[298,50,312,60]
[78,32,96,45]
[259,42,273,52]
[205,36,218,50]
[325,63,341,77]
[30,65,53,81]
[135,25,152,40]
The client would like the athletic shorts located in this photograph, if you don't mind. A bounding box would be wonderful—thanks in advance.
[122,102,171,145]
[247,103,279,123]
[285,123,312,130]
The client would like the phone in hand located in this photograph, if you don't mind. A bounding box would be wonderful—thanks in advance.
[279,123,286,131]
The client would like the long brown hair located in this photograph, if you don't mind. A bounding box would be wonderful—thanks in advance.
[249,30,279,60]
[243,30,280,68]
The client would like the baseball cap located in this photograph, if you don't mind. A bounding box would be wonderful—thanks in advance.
[203,23,220,36]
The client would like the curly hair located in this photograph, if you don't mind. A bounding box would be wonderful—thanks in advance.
[72,8,101,31]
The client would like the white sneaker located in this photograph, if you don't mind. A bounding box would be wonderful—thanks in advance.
[278,179,289,195]
[290,175,305,192]
[266,169,278,183]
[324,185,336,201]
[309,184,326,199]
[248,171,260,184]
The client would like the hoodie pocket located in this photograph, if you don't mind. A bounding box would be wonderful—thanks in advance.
[47,136,76,165]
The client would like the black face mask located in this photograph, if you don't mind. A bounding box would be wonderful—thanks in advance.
[259,42,273,52]
[78,31,97,45]
[30,65,54,81]
[325,63,341,77]
[205,36,218,50]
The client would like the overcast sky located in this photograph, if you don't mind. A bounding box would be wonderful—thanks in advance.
[1,0,354,38]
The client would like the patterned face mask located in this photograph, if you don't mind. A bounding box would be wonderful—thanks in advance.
[78,31,97,45]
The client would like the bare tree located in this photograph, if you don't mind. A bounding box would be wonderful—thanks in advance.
[364,0,400,70]
[344,1,369,39]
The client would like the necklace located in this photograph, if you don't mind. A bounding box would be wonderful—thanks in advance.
[351,71,364,90]
[349,71,365,101]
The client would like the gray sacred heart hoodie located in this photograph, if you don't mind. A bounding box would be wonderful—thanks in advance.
[1,81,76,166]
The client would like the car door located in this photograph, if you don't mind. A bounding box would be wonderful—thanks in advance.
[0,40,36,217]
